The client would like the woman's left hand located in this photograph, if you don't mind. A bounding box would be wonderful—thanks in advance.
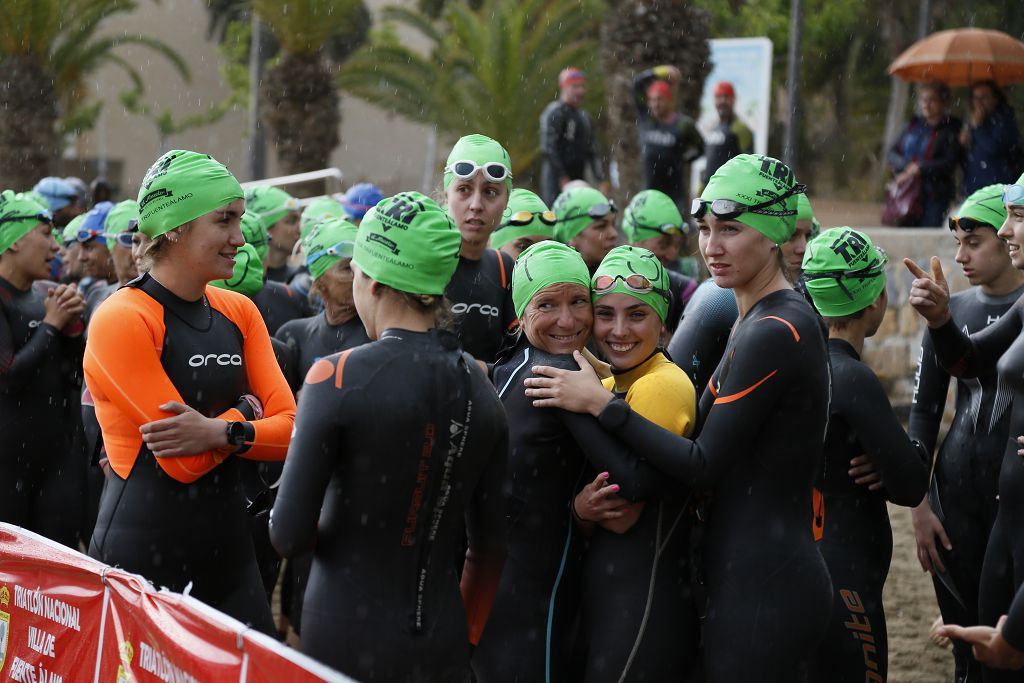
[140,402,230,457]
[524,350,614,416]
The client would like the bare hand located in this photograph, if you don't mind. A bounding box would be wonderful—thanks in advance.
[911,497,952,574]
[904,256,951,328]
[905,161,921,177]
[524,350,614,416]
[574,472,628,523]
[43,284,84,329]
[849,454,884,491]
[140,401,229,458]
[661,65,682,83]
[1016,435,1024,457]
[938,616,1024,670]
[579,347,612,380]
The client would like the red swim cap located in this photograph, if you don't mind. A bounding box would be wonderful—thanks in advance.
[714,81,736,98]
[647,80,673,101]
[559,68,586,87]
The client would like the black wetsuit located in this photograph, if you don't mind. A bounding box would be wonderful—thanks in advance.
[0,277,86,547]
[252,279,312,336]
[445,249,517,362]
[275,313,370,392]
[590,288,833,681]
[809,339,929,683]
[927,298,1024,683]
[633,69,705,203]
[665,269,698,334]
[539,100,605,205]
[272,311,370,633]
[910,285,1023,682]
[667,279,738,398]
[270,329,508,682]
[265,262,299,284]
[87,274,292,634]
[473,340,590,683]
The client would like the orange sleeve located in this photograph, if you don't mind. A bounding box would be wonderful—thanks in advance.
[208,287,296,460]
[84,289,246,483]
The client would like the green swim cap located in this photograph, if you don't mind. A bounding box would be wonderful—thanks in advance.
[210,242,264,297]
[104,200,139,250]
[240,211,269,263]
[137,150,243,239]
[701,154,801,246]
[0,190,51,255]
[354,191,461,295]
[803,227,888,317]
[300,195,347,241]
[491,189,555,249]
[796,193,820,240]
[622,190,685,243]
[592,245,671,322]
[306,216,358,280]
[443,134,513,192]
[553,186,614,244]
[954,184,1007,231]
[245,185,299,233]
[512,240,590,318]
[62,214,87,246]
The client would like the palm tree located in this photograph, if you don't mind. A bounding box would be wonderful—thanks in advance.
[599,0,711,207]
[0,0,189,190]
[338,0,604,183]
[251,0,370,177]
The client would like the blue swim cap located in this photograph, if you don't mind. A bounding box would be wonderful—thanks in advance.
[341,183,384,221]
[32,177,78,212]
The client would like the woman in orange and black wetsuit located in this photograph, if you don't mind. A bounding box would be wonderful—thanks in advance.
[84,150,295,633]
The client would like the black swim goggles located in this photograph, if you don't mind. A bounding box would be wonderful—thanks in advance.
[497,210,557,231]
[445,160,513,184]
[948,215,994,233]
[803,247,889,301]
[0,212,52,227]
[626,209,684,236]
[556,200,617,224]
[691,183,807,221]
[592,273,671,302]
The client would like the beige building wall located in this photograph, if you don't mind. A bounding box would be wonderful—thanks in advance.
[76,0,434,197]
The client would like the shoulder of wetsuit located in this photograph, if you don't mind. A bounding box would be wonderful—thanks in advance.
[205,284,263,331]
[526,346,581,373]
[273,315,311,345]
[492,248,515,289]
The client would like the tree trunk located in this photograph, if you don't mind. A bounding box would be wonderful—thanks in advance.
[0,56,58,190]
[261,52,340,194]
[600,0,710,209]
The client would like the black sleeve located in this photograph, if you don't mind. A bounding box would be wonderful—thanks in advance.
[667,285,737,397]
[269,370,348,557]
[838,362,930,506]
[908,329,950,458]
[583,113,605,182]
[270,335,298,393]
[0,312,62,392]
[540,104,567,179]
[929,303,1024,378]
[633,69,657,120]
[888,126,910,172]
[678,117,705,163]
[464,404,508,562]
[598,318,800,488]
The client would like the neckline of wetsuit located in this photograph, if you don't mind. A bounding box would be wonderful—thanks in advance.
[827,337,860,361]
[610,347,663,379]
[0,274,28,298]
[379,327,462,351]
[132,272,213,331]
[609,350,669,393]
[974,282,1024,307]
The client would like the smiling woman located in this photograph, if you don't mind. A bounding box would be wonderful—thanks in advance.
[83,150,296,635]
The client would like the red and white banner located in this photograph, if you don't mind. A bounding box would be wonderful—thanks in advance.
[0,524,353,682]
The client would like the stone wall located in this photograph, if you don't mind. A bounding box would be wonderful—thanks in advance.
[858,227,968,415]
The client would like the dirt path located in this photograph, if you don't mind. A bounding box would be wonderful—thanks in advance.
[885,503,954,682]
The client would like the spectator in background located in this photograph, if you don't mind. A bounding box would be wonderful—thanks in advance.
[701,81,754,187]
[539,67,607,206]
[340,183,384,225]
[65,177,90,212]
[888,81,962,227]
[633,65,704,208]
[32,177,82,228]
[961,80,1023,195]
[90,177,114,208]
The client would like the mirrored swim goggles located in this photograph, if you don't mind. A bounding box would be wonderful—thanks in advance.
[803,247,889,301]
[592,273,671,302]
[1003,184,1024,207]
[691,183,807,221]
[497,210,557,231]
[306,240,354,267]
[445,160,513,184]
[72,228,106,243]
[948,215,995,232]
[556,200,618,224]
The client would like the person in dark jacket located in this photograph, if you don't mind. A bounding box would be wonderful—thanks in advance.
[961,80,1023,195]
[888,81,962,227]
[539,68,606,206]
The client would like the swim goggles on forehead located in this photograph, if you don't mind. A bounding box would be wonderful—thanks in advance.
[626,209,683,236]
[306,241,354,267]
[592,273,671,302]
[497,210,557,230]
[557,201,617,224]
[948,215,994,232]
[107,232,135,248]
[0,212,53,227]
[1003,184,1024,207]
[73,228,106,243]
[803,247,889,301]
[692,183,807,221]
[445,160,513,184]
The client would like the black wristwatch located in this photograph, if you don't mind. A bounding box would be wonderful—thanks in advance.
[226,421,251,454]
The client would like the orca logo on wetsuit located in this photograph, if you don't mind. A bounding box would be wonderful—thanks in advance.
[188,353,243,367]
[451,302,499,318]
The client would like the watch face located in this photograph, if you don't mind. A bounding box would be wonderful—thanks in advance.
[228,422,245,445]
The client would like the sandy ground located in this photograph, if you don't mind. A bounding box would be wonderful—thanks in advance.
[886,503,955,682]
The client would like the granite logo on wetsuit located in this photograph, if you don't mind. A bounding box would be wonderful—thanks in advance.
[839,589,883,682]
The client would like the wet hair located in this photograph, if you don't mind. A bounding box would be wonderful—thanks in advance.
[380,284,454,331]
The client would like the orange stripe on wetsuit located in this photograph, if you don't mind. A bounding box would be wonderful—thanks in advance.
[710,316,795,405]
[84,285,296,484]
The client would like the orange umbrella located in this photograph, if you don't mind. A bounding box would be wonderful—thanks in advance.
[888,28,1024,86]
